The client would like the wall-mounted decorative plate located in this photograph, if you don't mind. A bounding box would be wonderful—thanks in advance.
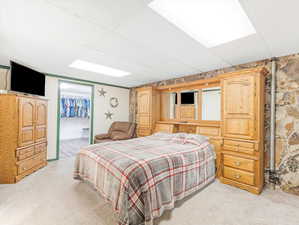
[110,97,119,108]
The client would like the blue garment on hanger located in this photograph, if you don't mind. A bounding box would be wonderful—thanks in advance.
[60,96,90,118]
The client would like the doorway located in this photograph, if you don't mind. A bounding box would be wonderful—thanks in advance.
[57,81,94,160]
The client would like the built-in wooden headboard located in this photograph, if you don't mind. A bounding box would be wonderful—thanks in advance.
[154,121,223,177]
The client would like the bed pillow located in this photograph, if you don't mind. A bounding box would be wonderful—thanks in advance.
[170,133,187,144]
[183,133,209,146]
[151,132,174,140]
[171,133,208,146]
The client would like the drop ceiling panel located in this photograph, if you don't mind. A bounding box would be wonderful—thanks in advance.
[240,0,299,57]
[1,0,299,87]
[210,34,271,65]
[116,7,230,72]
[44,0,147,31]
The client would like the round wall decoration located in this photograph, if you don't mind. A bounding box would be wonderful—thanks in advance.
[110,97,119,108]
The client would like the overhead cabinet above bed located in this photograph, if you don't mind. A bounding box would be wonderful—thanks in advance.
[135,67,268,194]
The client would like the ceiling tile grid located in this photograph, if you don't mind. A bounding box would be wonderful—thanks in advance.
[1,0,299,87]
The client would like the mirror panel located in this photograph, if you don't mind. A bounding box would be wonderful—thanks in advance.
[161,92,177,120]
[201,87,221,121]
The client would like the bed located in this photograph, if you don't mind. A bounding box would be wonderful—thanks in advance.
[74,132,215,225]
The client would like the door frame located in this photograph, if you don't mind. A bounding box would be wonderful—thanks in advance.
[55,80,95,160]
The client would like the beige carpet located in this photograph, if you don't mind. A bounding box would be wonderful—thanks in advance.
[1,158,298,225]
[60,138,89,159]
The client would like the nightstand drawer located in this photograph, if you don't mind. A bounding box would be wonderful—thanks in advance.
[223,154,254,172]
[223,166,255,186]
[223,140,255,155]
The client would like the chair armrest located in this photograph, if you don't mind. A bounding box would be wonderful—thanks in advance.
[95,133,110,140]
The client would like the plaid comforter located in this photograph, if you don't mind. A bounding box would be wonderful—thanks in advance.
[74,133,215,225]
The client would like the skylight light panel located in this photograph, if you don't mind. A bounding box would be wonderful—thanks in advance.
[69,60,131,77]
[148,0,256,48]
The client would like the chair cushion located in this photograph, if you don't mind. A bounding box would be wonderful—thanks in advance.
[111,131,129,140]
[95,133,110,139]
[94,138,113,144]
[110,122,133,133]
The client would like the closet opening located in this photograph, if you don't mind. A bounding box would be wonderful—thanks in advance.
[58,81,93,160]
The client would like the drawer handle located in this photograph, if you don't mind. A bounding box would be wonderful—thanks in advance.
[234,174,241,179]
[234,161,241,166]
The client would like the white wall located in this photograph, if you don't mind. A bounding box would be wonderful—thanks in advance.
[93,84,130,135]
[45,76,59,159]
[0,70,130,160]
[60,118,90,140]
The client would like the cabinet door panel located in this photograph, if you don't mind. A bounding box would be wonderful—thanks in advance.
[222,75,256,139]
[137,90,151,114]
[18,98,35,147]
[35,100,47,143]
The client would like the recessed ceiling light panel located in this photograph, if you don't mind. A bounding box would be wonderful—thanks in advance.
[149,0,256,48]
[69,60,131,77]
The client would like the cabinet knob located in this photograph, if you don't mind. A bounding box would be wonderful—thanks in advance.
[234,174,241,179]
[234,161,241,166]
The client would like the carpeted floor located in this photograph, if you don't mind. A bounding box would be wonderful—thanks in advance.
[59,138,89,159]
[0,157,298,225]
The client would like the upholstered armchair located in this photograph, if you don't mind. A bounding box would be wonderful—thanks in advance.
[94,121,136,144]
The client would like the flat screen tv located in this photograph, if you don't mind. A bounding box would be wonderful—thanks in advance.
[181,92,194,104]
[10,61,45,96]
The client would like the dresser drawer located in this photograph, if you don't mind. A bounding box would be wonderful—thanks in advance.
[17,152,47,175]
[35,143,47,154]
[154,124,175,133]
[223,166,255,186]
[16,146,35,161]
[223,154,254,172]
[223,140,255,155]
[196,126,220,136]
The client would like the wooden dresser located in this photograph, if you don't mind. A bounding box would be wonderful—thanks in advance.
[0,93,48,184]
[135,67,267,194]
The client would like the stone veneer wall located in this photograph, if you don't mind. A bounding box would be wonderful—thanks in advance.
[129,53,299,195]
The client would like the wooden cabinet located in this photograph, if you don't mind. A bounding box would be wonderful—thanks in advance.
[219,67,266,194]
[136,87,160,137]
[0,94,48,184]
[134,67,267,194]
[222,75,256,140]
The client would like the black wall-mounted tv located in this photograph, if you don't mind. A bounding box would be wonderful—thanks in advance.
[181,92,195,104]
[10,61,45,96]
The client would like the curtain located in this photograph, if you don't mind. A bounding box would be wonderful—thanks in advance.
[60,96,91,118]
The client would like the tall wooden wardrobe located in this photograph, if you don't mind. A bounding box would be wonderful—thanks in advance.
[218,69,266,194]
[0,93,48,183]
[136,87,160,137]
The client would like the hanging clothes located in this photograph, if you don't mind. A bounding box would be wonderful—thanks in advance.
[60,96,91,118]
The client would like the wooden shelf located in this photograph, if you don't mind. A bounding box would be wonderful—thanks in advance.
[156,120,220,127]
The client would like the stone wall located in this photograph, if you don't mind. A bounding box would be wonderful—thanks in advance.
[129,53,299,195]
